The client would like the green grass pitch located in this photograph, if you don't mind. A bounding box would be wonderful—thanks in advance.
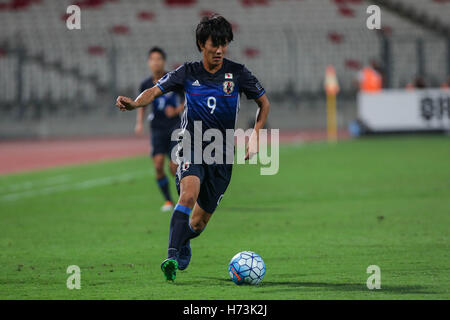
[0,136,449,299]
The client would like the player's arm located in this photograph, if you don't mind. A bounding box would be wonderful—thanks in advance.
[246,93,270,160]
[116,85,163,111]
[134,107,146,135]
[134,83,150,134]
[124,64,185,114]
[239,65,268,160]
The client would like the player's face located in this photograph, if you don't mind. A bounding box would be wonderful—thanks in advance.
[148,52,165,74]
[201,37,228,67]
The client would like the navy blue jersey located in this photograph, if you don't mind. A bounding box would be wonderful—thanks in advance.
[156,59,265,157]
[139,75,182,130]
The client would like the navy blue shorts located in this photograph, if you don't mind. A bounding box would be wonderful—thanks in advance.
[150,126,179,158]
[175,161,233,214]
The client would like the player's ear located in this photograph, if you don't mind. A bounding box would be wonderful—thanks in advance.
[198,40,205,52]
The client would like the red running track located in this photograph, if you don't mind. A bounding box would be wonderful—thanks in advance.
[0,136,150,175]
[0,130,348,175]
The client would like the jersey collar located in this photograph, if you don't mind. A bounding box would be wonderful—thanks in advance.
[200,59,227,78]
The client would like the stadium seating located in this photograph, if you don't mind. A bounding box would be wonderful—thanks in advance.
[390,0,450,24]
[0,0,448,107]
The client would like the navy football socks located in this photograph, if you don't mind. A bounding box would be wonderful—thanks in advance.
[157,176,172,203]
[167,204,202,259]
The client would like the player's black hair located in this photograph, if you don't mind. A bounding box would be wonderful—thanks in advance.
[148,47,166,60]
[195,15,233,52]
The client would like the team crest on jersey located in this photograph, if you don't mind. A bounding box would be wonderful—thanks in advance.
[182,161,191,172]
[223,81,234,95]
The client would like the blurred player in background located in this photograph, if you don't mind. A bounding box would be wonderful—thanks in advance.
[135,47,185,212]
[117,15,270,281]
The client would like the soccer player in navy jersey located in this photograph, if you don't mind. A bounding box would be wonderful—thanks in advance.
[135,47,184,212]
[116,15,270,281]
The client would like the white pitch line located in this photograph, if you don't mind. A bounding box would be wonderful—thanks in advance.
[0,171,151,202]
[0,174,72,194]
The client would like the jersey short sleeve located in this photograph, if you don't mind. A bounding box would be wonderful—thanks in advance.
[239,66,265,100]
[156,64,186,93]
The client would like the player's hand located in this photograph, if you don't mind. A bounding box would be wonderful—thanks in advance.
[245,130,259,160]
[116,96,137,111]
[245,145,258,160]
[165,106,177,118]
[134,122,143,136]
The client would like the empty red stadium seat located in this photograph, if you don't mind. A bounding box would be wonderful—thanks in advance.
[243,48,260,58]
[197,11,238,32]
[333,0,362,4]
[328,32,344,44]
[87,46,106,56]
[380,25,393,35]
[165,0,196,7]
[60,13,70,21]
[110,25,130,35]
[74,0,114,9]
[0,0,41,11]
[338,6,355,17]
[241,0,269,7]
[199,10,216,18]
[137,11,155,21]
[345,59,361,70]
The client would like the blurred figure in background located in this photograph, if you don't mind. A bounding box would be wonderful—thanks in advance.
[357,60,383,93]
[441,76,450,90]
[135,47,185,212]
[405,75,427,90]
